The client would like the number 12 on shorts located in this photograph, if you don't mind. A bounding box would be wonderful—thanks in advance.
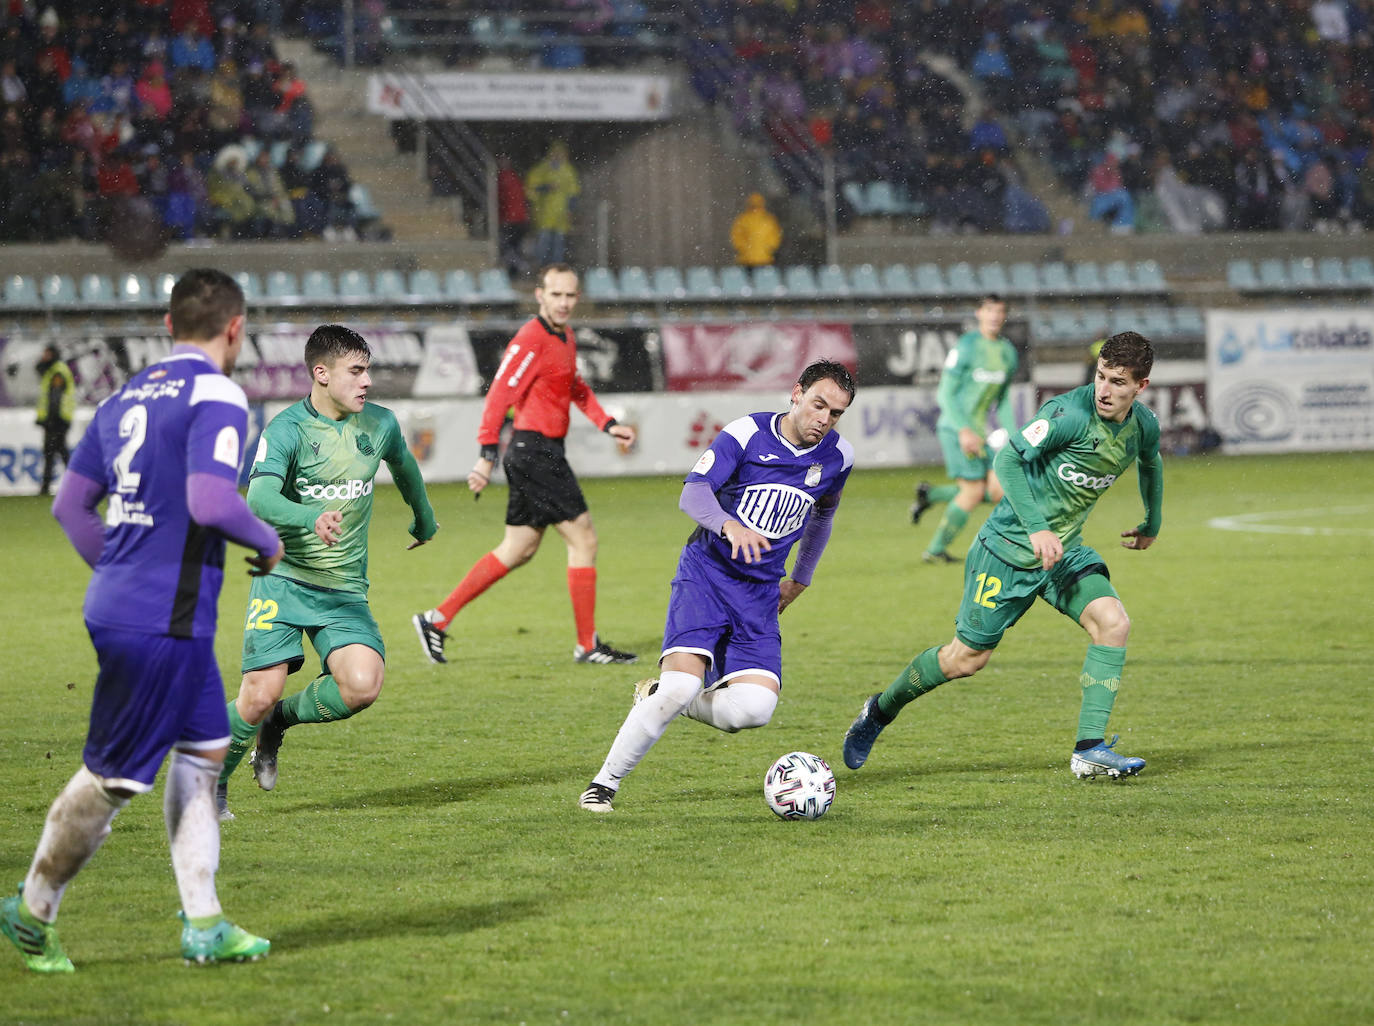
[973,572,1001,609]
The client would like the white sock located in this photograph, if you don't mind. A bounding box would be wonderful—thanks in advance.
[164,751,223,921]
[684,681,778,733]
[591,670,702,790]
[23,766,127,922]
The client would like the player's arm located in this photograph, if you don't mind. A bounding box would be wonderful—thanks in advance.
[995,347,1019,431]
[472,336,540,491]
[938,342,983,455]
[679,428,770,564]
[1125,422,1163,551]
[381,418,439,548]
[246,422,340,546]
[51,469,107,568]
[994,416,1064,570]
[780,492,843,613]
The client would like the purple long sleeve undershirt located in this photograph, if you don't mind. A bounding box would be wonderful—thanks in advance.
[52,470,278,568]
[678,479,837,585]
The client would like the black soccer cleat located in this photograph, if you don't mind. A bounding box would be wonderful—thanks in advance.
[250,703,287,792]
[412,610,448,664]
[910,481,933,524]
[921,549,960,564]
[574,635,638,665]
[578,782,616,812]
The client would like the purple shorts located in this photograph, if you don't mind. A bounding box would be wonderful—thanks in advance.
[661,544,782,688]
[82,625,231,793]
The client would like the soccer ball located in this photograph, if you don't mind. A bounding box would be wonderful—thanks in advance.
[764,751,836,820]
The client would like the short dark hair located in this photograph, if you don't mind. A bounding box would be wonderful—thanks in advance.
[168,269,244,341]
[978,293,1006,307]
[1098,331,1154,381]
[798,358,856,401]
[536,263,577,289]
[304,324,371,372]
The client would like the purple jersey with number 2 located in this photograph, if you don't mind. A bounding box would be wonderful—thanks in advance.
[68,350,250,639]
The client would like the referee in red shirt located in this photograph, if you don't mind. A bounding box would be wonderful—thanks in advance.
[414,264,638,665]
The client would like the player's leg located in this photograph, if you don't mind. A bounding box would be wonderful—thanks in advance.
[924,477,986,562]
[556,511,636,663]
[220,663,289,813]
[682,674,779,731]
[680,582,782,731]
[984,467,1004,504]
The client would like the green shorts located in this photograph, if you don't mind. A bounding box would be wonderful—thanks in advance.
[241,573,384,675]
[954,539,1117,650]
[937,423,992,481]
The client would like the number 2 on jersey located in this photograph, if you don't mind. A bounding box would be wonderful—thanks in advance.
[973,572,1001,609]
[113,405,148,494]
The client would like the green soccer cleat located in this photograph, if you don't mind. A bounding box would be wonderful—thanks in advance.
[179,913,271,965]
[2,886,75,974]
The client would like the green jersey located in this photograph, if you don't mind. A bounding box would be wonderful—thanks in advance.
[248,398,408,594]
[983,384,1163,570]
[936,330,1018,434]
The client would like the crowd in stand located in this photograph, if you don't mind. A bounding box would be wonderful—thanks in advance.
[0,1,365,245]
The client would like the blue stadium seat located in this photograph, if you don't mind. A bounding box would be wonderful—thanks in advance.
[751,265,785,297]
[1047,310,1079,341]
[1256,259,1292,290]
[264,271,299,302]
[848,263,883,297]
[945,262,980,297]
[373,269,408,301]
[350,184,381,224]
[1029,311,1055,341]
[1080,308,1110,339]
[684,266,719,299]
[1133,260,1167,292]
[1346,256,1374,287]
[782,265,820,296]
[115,273,153,306]
[444,269,477,302]
[1108,307,1140,336]
[79,274,116,306]
[233,271,263,302]
[1316,257,1349,290]
[1102,260,1136,294]
[1140,307,1176,338]
[617,266,655,300]
[270,140,291,166]
[1038,262,1073,296]
[582,267,620,301]
[913,263,948,297]
[841,181,869,216]
[1072,261,1106,295]
[1227,259,1260,291]
[477,268,517,302]
[154,273,177,305]
[407,270,443,302]
[301,270,336,301]
[880,264,916,296]
[1288,257,1318,292]
[1008,262,1040,296]
[1172,307,1205,336]
[865,181,907,216]
[817,264,850,297]
[977,263,1010,295]
[718,265,753,298]
[301,140,328,172]
[4,274,40,308]
[337,270,372,301]
[41,274,79,307]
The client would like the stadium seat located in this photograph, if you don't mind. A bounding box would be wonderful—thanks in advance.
[153,273,177,305]
[41,274,79,307]
[78,274,116,306]
[751,265,785,297]
[350,184,382,224]
[617,266,655,300]
[1102,260,1136,293]
[301,140,328,172]
[264,270,300,302]
[373,269,408,301]
[1072,261,1106,295]
[717,265,753,298]
[115,273,154,306]
[1029,311,1055,341]
[686,265,723,299]
[879,264,916,296]
[1008,262,1040,296]
[1316,257,1349,290]
[1140,307,1176,338]
[1047,310,1080,341]
[1172,307,1205,336]
[913,263,948,297]
[270,140,291,166]
[865,181,907,216]
[407,270,443,302]
[337,270,372,301]
[1227,259,1260,291]
[1080,308,1110,339]
[581,267,619,301]
[841,181,869,216]
[444,269,477,302]
[848,263,883,297]
[1346,256,1374,287]
[945,262,980,297]
[1134,260,1167,293]
[817,264,850,297]
[301,270,337,301]
[977,262,1010,295]
[782,265,820,296]
[477,268,517,302]
[1288,257,1318,292]
[1257,259,1292,290]
[3,274,40,308]
[1038,261,1073,296]
[1108,307,1142,336]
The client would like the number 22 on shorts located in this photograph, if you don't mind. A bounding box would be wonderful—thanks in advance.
[245,598,279,631]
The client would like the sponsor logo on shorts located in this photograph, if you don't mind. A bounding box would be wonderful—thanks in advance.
[1056,461,1116,490]
[734,483,814,539]
[296,477,375,501]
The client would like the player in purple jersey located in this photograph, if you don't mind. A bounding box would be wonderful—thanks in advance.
[1,270,284,974]
[578,359,856,812]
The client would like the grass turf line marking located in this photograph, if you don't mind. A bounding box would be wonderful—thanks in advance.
[1208,504,1374,537]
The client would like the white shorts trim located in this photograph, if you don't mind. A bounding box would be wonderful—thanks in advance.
[714,668,781,689]
[86,768,155,795]
[175,735,231,752]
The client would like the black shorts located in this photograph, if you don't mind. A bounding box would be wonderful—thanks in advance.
[503,430,589,528]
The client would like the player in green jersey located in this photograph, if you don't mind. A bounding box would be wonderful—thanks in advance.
[847,331,1162,779]
[911,294,1019,564]
[217,325,438,819]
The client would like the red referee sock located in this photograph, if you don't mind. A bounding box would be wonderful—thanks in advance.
[568,566,597,651]
[435,552,509,628]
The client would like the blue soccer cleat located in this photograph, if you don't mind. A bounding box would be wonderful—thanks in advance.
[842,693,886,770]
[1070,735,1145,779]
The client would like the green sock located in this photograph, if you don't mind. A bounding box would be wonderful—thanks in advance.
[928,484,959,504]
[1077,644,1126,743]
[278,674,354,727]
[927,505,969,555]
[220,701,258,784]
[876,646,949,721]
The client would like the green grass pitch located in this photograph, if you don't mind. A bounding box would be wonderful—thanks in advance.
[1,452,1371,1025]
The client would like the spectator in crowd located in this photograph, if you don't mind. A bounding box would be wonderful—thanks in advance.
[207,146,256,238]
[165,149,207,238]
[729,191,783,267]
[278,143,324,236]
[496,154,530,277]
[310,144,357,240]
[170,25,215,77]
[245,146,295,238]
[525,140,581,266]
[34,344,75,496]
[1085,152,1135,233]
[135,61,173,121]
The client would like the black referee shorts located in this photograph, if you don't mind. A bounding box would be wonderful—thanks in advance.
[502,430,589,528]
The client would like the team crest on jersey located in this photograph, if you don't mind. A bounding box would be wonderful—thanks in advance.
[1022,419,1050,447]
[692,449,716,475]
[355,433,376,456]
[805,463,822,487]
